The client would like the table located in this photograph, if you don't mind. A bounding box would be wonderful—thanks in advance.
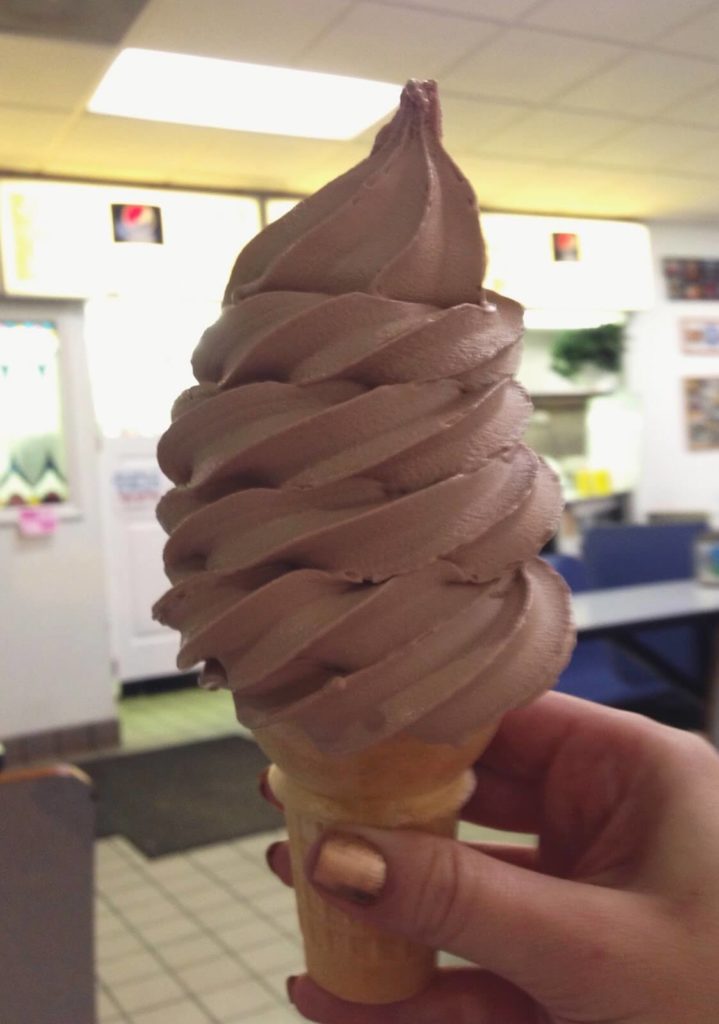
[572,580,719,744]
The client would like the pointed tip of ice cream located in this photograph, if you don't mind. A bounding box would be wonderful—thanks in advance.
[371,79,442,156]
[223,75,485,307]
[402,79,442,137]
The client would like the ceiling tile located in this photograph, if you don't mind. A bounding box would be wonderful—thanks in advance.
[297,2,499,81]
[126,0,352,64]
[177,132,348,192]
[345,91,526,152]
[459,156,638,217]
[45,114,243,180]
[0,106,69,164]
[369,0,538,19]
[655,4,719,58]
[1,4,718,222]
[665,139,719,176]
[590,172,716,219]
[629,176,719,219]
[460,152,719,221]
[475,108,631,160]
[582,121,717,170]
[0,35,112,111]
[442,27,624,103]
[0,0,147,45]
[46,112,357,194]
[662,82,719,127]
[557,51,719,116]
[524,0,713,43]
[454,154,545,207]
[284,141,371,194]
[439,94,528,155]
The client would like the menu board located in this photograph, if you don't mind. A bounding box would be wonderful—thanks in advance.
[0,180,261,300]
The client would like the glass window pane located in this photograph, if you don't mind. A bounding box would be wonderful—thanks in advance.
[0,320,69,507]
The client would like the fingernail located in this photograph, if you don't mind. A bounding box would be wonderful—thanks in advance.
[311,834,387,905]
[286,976,297,1004]
[265,841,282,873]
[258,768,284,811]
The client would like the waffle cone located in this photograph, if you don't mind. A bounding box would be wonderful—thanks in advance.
[252,718,499,1004]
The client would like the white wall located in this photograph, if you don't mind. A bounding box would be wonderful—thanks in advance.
[627,222,719,524]
[0,299,116,740]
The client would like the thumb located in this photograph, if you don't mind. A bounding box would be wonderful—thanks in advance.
[309,828,656,1007]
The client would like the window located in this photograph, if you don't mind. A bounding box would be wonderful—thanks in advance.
[0,320,69,506]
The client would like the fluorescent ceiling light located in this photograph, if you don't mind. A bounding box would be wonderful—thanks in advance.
[88,49,400,140]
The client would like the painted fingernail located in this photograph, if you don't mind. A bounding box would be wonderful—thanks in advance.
[265,841,282,873]
[286,975,298,1004]
[311,834,387,905]
[258,768,284,811]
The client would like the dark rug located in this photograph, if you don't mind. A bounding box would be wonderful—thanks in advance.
[81,735,283,858]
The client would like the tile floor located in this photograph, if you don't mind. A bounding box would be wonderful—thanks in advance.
[96,829,302,1024]
[100,689,532,1022]
[100,689,302,1022]
[118,687,249,752]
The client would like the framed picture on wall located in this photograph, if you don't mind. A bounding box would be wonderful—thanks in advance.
[684,377,719,450]
[663,258,719,300]
[681,318,719,355]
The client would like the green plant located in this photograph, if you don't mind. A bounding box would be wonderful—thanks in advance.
[550,323,623,379]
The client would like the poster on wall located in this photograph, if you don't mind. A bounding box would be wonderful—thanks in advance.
[681,318,719,354]
[663,258,719,300]
[684,377,719,450]
[111,204,164,244]
[551,231,581,262]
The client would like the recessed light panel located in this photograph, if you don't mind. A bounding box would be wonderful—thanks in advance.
[88,49,400,140]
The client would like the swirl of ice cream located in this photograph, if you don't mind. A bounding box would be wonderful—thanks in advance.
[154,80,573,755]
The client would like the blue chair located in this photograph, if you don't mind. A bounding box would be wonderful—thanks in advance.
[583,523,705,683]
[544,553,702,726]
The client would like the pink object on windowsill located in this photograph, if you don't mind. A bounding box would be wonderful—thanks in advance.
[17,505,59,537]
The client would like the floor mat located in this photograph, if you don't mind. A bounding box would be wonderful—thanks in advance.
[81,735,283,857]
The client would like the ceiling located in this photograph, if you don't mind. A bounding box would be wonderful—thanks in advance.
[2,0,719,221]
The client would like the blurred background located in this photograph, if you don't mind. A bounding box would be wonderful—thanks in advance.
[1,2,719,1022]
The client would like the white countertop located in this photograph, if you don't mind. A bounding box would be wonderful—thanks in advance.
[573,580,719,635]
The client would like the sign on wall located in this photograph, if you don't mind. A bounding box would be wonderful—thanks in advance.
[681,318,719,355]
[684,377,719,450]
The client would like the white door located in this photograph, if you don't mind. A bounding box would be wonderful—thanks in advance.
[85,296,219,683]
[99,436,178,682]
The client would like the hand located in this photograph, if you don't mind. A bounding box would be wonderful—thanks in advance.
[263,691,719,1023]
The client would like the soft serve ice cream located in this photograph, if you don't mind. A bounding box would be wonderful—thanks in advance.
[154,80,573,756]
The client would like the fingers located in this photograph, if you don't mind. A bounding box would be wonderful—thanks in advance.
[466,842,538,870]
[260,764,539,887]
[462,766,541,833]
[265,838,538,888]
[466,693,675,847]
[461,693,638,835]
[266,840,293,886]
[258,767,284,811]
[480,690,659,783]
[288,968,537,1024]
[305,826,656,1007]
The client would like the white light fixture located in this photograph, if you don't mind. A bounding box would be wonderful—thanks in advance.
[88,49,400,140]
[523,310,626,331]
